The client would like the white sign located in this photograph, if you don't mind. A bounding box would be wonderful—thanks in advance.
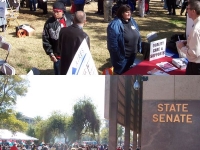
[149,38,166,61]
[0,1,6,18]
[67,39,98,75]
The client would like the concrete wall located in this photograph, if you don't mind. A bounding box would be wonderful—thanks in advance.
[141,75,200,150]
[143,75,200,100]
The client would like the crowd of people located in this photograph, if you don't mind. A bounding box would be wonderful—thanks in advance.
[42,0,200,75]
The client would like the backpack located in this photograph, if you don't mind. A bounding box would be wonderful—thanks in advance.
[166,34,186,53]
[141,42,150,60]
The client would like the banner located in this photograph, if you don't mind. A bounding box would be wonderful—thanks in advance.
[149,38,166,61]
[67,39,98,75]
[0,1,6,18]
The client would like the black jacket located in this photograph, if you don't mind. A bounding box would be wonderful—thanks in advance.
[59,24,90,75]
[42,12,73,57]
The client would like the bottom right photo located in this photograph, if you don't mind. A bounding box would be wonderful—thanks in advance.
[104,75,200,150]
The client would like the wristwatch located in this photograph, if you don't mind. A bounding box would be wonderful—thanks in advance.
[49,53,54,57]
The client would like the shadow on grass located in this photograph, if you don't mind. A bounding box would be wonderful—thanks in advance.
[98,58,112,73]
[39,68,54,75]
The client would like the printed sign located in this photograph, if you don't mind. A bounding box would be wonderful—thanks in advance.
[0,1,6,18]
[67,39,98,75]
[149,38,166,61]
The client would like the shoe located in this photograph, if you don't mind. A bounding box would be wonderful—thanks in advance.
[145,11,150,15]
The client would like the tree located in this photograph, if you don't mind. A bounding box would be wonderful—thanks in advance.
[34,116,43,124]
[0,114,28,132]
[72,97,101,140]
[47,111,76,144]
[0,76,29,120]
[117,124,124,146]
[100,127,109,144]
[15,112,24,120]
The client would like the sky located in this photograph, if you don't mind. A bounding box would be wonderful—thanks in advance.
[15,76,105,120]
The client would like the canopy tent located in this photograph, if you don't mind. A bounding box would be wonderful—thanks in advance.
[0,129,38,140]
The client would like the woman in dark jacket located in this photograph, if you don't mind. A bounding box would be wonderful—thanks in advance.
[107,4,142,74]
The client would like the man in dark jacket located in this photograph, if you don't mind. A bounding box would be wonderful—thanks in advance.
[42,1,73,75]
[59,11,90,75]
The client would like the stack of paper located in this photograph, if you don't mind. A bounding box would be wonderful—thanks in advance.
[156,62,177,72]
[172,58,187,70]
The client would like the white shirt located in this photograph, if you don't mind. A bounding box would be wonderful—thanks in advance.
[180,16,200,63]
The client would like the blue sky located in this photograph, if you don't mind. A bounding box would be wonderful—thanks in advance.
[15,76,105,120]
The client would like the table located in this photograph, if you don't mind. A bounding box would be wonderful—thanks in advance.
[123,57,186,75]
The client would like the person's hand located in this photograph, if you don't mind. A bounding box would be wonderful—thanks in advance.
[182,40,187,46]
[50,55,58,62]
[176,41,185,49]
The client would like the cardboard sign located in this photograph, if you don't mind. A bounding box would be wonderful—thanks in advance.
[0,1,6,18]
[149,38,166,61]
[66,39,98,75]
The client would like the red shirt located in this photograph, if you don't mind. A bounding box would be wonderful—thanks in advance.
[59,18,66,28]
[10,146,18,150]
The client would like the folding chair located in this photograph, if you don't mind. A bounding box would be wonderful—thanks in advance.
[0,62,15,75]
[6,1,20,28]
[0,36,11,66]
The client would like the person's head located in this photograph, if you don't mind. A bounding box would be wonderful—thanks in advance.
[74,11,86,25]
[187,0,200,20]
[52,1,66,19]
[116,4,132,20]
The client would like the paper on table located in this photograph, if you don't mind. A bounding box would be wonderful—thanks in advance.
[156,62,177,72]
[147,68,169,75]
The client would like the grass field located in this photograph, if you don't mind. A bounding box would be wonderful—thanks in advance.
[0,0,186,75]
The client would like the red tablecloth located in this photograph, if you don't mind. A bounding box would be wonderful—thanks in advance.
[123,57,186,75]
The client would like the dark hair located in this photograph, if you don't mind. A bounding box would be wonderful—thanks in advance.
[188,0,200,15]
[116,4,131,18]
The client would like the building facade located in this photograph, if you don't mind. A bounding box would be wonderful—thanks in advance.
[105,76,200,150]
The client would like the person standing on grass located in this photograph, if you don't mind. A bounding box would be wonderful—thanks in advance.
[29,0,36,11]
[42,0,48,14]
[107,4,142,75]
[42,1,73,75]
[166,0,176,15]
[176,0,200,74]
[74,0,85,11]
[59,11,90,75]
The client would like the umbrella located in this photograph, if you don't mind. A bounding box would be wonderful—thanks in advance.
[0,129,38,141]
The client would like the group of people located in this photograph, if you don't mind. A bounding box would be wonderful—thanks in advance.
[42,0,200,75]
[163,0,188,15]
[42,1,89,75]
